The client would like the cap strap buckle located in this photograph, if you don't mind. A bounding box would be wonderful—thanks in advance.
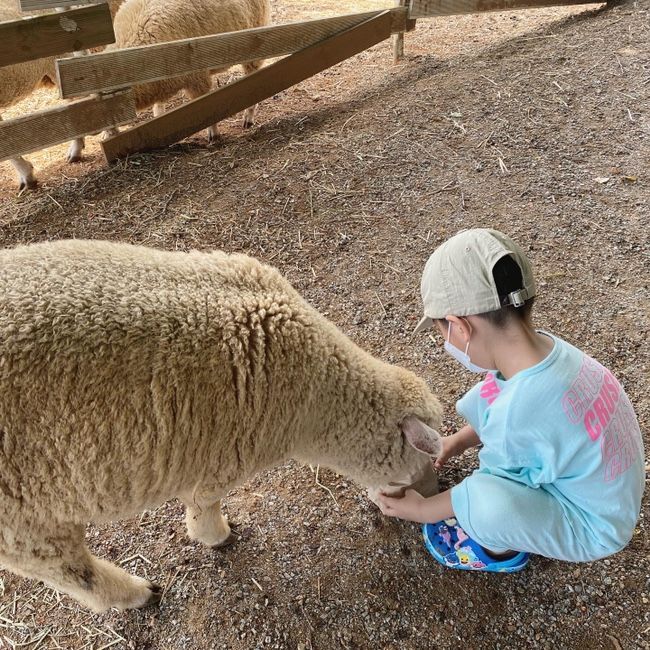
[505,289,527,308]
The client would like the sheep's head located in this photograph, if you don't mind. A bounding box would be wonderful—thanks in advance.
[366,416,442,506]
[292,351,442,503]
[344,367,443,504]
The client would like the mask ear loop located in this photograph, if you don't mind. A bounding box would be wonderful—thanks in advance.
[459,317,472,356]
[447,320,473,357]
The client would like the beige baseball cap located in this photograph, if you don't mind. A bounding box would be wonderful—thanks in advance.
[414,228,536,333]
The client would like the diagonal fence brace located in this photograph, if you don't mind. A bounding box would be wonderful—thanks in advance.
[101,10,394,162]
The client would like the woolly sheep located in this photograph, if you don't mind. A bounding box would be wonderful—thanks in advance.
[103,0,271,143]
[0,239,442,612]
[0,0,123,190]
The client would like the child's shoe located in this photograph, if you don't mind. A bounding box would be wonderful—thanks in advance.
[422,518,529,573]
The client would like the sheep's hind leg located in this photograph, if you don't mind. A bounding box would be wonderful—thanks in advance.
[2,521,161,612]
[241,61,264,129]
[65,49,90,163]
[185,75,219,143]
[181,491,233,548]
[102,127,120,140]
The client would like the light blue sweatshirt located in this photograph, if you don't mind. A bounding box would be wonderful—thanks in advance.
[450,334,645,561]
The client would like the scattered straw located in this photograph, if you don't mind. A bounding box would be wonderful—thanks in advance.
[314,465,339,507]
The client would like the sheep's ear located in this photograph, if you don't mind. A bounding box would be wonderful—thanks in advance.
[401,416,442,457]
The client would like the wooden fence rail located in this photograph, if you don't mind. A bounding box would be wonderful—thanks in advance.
[20,0,105,10]
[0,3,114,67]
[0,91,135,162]
[57,8,411,99]
[409,0,600,17]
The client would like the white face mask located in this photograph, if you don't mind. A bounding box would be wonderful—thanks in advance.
[444,322,493,374]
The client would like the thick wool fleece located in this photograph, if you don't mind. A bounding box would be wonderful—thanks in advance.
[0,240,441,610]
[0,239,440,517]
[112,0,270,110]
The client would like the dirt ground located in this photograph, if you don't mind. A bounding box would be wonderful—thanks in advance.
[1,0,649,648]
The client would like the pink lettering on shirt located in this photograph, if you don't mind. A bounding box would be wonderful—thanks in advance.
[563,356,643,482]
[583,370,621,441]
[600,393,642,482]
[561,356,603,423]
[480,373,501,405]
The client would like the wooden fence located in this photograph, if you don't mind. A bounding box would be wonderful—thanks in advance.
[1,0,602,168]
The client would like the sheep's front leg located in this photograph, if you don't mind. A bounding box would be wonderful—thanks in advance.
[181,491,233,548]
[1,115,37,190]
[3,521,161,613]
[10,157,37,191]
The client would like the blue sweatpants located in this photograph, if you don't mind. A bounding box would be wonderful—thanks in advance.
[450,472,618,562]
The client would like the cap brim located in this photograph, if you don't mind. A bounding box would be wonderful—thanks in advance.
[413,315,434,335]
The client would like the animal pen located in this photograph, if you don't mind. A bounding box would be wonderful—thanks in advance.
[1,0,603,172]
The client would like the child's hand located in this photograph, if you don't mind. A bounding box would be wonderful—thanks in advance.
[433,435,460,470]
[377,489,427,523]
[433,425,480,470]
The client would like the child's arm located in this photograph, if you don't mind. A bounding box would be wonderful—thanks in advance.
[377,489,454,524]
[434,423,481,470]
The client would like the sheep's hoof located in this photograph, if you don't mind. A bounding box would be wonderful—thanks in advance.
[212,532,237,549]
[242,119,254,130]
[145,583,163,607]
[18,178,37,192]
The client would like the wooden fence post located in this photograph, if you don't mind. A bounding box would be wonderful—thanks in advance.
[392,0,408,63]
